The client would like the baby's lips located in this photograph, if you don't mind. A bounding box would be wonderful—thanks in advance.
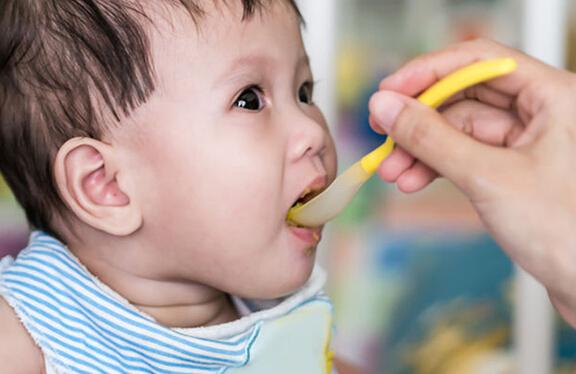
[288,224,323,247]
[291,175,328,206]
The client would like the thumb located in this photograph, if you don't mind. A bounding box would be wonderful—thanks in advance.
[369,90,500,193]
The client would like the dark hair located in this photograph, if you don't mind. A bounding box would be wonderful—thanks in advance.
[0,0,302,238]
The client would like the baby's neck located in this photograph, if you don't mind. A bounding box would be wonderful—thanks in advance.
[134,286,240,328]
[71,246,240,328]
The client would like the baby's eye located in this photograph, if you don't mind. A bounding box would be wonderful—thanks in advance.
[298,81,314,104]
[234,86,264,111]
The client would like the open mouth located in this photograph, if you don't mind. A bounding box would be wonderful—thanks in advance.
[286,175,329,227]
[287,186,326,228]
[291,187,323,209]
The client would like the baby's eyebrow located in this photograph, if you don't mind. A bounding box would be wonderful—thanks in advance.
[215,54,276,85]
[229,54,276,69]
[214,53,311,87]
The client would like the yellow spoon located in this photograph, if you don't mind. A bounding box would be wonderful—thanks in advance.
[287,58,518,227]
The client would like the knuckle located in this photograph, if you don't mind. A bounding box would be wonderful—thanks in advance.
[468,37,498,51]
[449,38,487,52]
[460,38,505,59]
[471,37,493,47]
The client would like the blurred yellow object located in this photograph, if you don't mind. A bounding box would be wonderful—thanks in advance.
[337,45,370,109]
[287,58,518,227]
[411,323,509,374]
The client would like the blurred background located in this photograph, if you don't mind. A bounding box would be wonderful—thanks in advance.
[296,0,576,373]
[2,0,576,373]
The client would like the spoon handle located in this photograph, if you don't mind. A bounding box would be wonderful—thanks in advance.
[359,58,517,175]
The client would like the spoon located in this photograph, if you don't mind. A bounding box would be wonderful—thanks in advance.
[287,57,518,227]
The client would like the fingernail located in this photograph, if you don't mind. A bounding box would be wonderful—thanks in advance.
[370,91,406,133]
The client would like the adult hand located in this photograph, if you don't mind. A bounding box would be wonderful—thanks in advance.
[368,39,576,327]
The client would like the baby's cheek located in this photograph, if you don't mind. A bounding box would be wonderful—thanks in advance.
[223,187,271,223]
[326,140,338,176]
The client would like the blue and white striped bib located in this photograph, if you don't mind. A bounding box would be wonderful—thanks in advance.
[0,232,335,374]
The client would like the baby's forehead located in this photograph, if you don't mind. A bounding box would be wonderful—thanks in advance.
[139,2,250,61]
[144,1,303,79]
[143,0,300,34]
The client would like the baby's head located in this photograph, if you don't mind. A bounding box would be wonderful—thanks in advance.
[0,1,337,298]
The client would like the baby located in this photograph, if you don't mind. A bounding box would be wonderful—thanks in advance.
[0,0,342,372]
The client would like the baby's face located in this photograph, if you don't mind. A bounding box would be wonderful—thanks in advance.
[111,2,337,298]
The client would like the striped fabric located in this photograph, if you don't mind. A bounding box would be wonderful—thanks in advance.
[0,232,329,373]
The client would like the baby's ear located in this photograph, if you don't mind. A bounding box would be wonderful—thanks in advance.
[53,137,142,236]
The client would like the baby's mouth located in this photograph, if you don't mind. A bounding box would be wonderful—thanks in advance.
[287,188,325,227]
[293,188,321,207]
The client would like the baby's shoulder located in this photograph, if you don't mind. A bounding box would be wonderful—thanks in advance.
[0,296,45,373]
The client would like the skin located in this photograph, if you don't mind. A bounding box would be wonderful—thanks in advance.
[68,1,337,324]
[0,2,345,372]
[369,38,576,328]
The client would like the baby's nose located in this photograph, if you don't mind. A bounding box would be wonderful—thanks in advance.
[287,112,329,162]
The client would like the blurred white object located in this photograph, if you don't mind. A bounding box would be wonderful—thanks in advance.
[515,1,568,373]
[296,0,337,129]
[522,0,567,69]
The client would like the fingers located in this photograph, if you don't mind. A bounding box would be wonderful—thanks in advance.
[377,146,439,192]
[375,100,520,193]
[369,90,500,193]
[377,147,415,183]
[440,82,517,111]
[396,161,438,193]
[379,39,554,100]
[368,114,386,135]
[441,100,525,147]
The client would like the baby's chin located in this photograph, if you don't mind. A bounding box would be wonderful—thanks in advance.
[236,260,316,301]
